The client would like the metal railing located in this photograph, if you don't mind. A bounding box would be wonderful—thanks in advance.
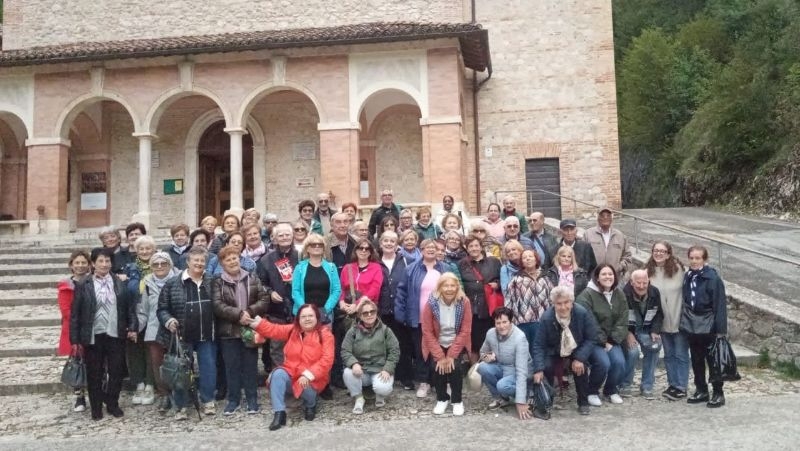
[492,189,800,276]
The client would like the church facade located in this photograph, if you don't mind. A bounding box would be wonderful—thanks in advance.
[0,0,620,235]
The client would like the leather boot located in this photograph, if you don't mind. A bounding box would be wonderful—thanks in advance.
[707,391,726,408]
[304,405,317,421]
[269,411,287,431]
[687,390,709,404]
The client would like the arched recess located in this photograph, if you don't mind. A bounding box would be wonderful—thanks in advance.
[183,110,266,226]
[351,81,426,124]
[0,111,29,220]
[357,89,423,204]
[143,87,232,134]
[236,81,325,129]
[54,91,141,139]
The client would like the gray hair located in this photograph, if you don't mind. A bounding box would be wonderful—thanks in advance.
[550,285,575,303]
[186,245,209,263]
[630,269,649,281]
[98,226,119,240]
[134,235,156,250]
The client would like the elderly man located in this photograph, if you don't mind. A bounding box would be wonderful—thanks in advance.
[526,212,559,269]
[398,209,415,234]
[261,213,278,248]
[325,212,356,273]
[621,269,663,400]
[585,209,632,279]
[501,196,529,234]
[368,189,402,238]
[498,216,537,259]
[314,192,337,235]
[557,219,597,275]
[532,286,599,416]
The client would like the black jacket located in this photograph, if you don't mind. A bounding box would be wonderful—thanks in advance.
[111,247,134,275]
[378,255,410,317]
[526,230,559,269]
[163,244,188,270]
[256,246,299,322]
[682,266,727,334]
[325,234,356,273]
[458,256,502,319]
[532,303,598,372]
[559,239,597,275]
[623,283,663,334]
[211,273,269,338]
[156,271,215,346]
[368,204,401,239]
[545,266,590,299]
[70,275,137,345]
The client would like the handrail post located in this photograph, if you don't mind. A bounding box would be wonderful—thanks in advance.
[717,242,723,277]
[633,217,640,252]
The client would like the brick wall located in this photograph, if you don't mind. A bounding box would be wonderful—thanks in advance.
[2,0,465,49]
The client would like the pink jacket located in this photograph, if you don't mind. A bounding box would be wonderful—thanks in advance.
[339,262,384,305]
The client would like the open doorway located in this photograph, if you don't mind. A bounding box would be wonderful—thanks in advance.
[198,121,254,220]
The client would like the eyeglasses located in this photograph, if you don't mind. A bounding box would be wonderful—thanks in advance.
[318,200,329,204]
[505,224,519,228]
[400,217,412,220]
[357,246,372,251]
[301,208,313,213]
[229,240,244,245]
[360,310,377,317]
[152,262,169,268]
[652,249,669,255]
[294,228,307,232]
[308,243,324,248]
[264,220,277,224]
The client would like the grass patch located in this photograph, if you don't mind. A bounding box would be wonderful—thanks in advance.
[757,348,771,369]
[774,361,800,380]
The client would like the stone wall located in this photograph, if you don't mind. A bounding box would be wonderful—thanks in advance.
[374,112,424,204]
[1,0,465,50]
[109,111,139,227]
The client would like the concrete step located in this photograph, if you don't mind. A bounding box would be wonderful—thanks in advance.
[0,274,66,291]
[0,355,68,396]
[0,304,61,327]
[0,247,90,255]
[0,326,60,357]
[0,264,68,276]
[0,288,58,307]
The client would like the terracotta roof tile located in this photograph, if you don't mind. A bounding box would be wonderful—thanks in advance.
[0,22,490,71]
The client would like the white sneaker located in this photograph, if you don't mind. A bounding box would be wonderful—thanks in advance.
[416,382,430,398]
[433,400,449,415]
[174,408,187,421]
[451,402,464,416]
[608,394,624,404]
[140,385,155,405]
[587,394,602,407]
[375,395,386,408]
[203,401,216,415]
[352,396,365,415]
[132,383,145,405]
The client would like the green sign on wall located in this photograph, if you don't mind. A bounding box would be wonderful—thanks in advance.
[163,179,184,195]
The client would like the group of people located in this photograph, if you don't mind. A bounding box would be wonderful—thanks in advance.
[56,190,729,428]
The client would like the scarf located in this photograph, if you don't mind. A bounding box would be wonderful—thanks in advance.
[400,247,421,263]
[135,257,152,294]
[242,242,267,261]
[172,242,188,255]
[152,272,172,290]
[687,266,705,308]
[221,269,250,311]
[95,274,115,305]
[558,267,574,288]
[445,247,466,263]
[556,314,578,357]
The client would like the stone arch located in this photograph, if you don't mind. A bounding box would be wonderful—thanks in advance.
[143,86,232,134]
[353,82,426,123]
[236,81,325,128]
[0,111,29,220]
[54,91,140,138]
[0,105,32,140]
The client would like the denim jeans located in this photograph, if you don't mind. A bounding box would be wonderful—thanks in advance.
[588,344,625,396]
[476,362,516,400]
[342,368,394,397]
[269,368,317,412]
[623,332,662,392]
[219,338,259,406]
[173,339,217,408]
[661,332,689,391]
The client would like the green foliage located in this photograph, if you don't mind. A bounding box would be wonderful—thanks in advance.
[615,0,800,210]
[757,348,771,368]
[774,361,800,380]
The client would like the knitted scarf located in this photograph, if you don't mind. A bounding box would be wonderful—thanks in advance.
[556,314,578,357]
[135,257,152,294]
[686,265,706,308]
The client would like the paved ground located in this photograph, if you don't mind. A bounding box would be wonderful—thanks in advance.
[0,366,797,450]
[577,207,800,306]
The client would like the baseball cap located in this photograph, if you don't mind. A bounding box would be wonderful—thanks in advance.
[560,219,577,229]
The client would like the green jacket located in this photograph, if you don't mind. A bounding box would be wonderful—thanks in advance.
[341,319,400,374]
[576,282,628,346]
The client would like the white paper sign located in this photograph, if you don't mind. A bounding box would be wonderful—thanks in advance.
[81,192,107,210]
[360,181,369,198]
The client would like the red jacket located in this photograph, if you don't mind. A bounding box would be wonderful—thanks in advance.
[57,279,75,356]
[421,295,472,362]
[339,262,384,305]
[253,320,334,397]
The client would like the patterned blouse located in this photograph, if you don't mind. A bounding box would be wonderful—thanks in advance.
[505,270,553,324]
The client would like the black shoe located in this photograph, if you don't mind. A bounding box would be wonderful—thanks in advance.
[304,405,316,421]
[362,385,376,400]
[107,405,124,418]
[331,379,347,390]
[532,408,551,420]
[673,389,687,399]
[402,380,415,391]
[73,396,87,413]
[578,405,590,416]
[158,396,172,413]
[320,385,333,401]
[215,389,227,401]
[662,386,679,401]
[91,409,103,421]
[707,392,725,408]
[269,411,287,431]
[687,391,709,404]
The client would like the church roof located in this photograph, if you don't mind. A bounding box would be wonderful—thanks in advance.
[0,21,490,71]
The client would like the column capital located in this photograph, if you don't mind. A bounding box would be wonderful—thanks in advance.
[224,127,248,135]
[25,137,71,147]
[132,132,158,140]
[419,116,462,126]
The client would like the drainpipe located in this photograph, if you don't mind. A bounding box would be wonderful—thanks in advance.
[471,0,492,213]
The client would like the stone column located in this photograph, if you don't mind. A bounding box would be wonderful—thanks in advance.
[420,119,465,204]
[24,138,70,235]
[253,144,267,216]
[224,127,247,218]
[131,133,156,230]
[318,123,360,207]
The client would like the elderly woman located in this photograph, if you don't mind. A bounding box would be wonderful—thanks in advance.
[377,231,414,390]
[477,306,533,419]
[292,220,310,253]
[341,300,400,414]
[577,264,628,407]
[212,245,269,415]
[164,224,191,268]
[351,220,370,241]
[376,215,398,241]
[200,215,218,236]
[70,247,137,420]
[241,223,268,262]
[413,206,442,240]
[681,245,728,408]
[441,213,463,235]
[341,202,360,223]
[249,304,335,430]
[500,240,524,296]
[292,234,342,320]
[241,208,261,227]
[422,272,472,416]
[399,229,421,263]
[58,250,92,413]
[458,234,502,362]
[482,203,506,240]
[398,209,415,235]
[209,214,241,255]
[157,246,217,420]
[123,235,158,406]
[298,200,323,236]
[469,220,502,259]
[211,232,256,275]
[339,239,384,311]
[98,227,132,276]
[443,230,467,264]
[532,286,599,416]
[645,241,688,400]
[545,245,590,299]
[142,251,179,412]
[506,249,553,357]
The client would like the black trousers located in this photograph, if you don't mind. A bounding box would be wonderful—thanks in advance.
[429,346,464,403]
[543,356,589,407]
[85,333,127,414]
[382,314,414,383]
[687,333,723,393]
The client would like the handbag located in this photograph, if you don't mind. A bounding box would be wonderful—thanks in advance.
[470,263,504,315]
[336,265,360,333]
[710,336,741,382]
[466,362,482,392]
[679,306,714,334]
[160,332,192,391]
[61,354,87,389]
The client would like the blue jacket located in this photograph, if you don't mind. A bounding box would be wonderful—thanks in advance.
[292,259,342,316]
[682,265,727,334]
[394,260,447,327]
[532,303,598,373]
[500,262,521,297]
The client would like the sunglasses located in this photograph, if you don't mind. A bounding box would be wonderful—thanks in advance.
[357,246,372,251]
[152,262,169,268]
[264,220,277,224]
[506,224,519,228]
[294,228,307,232]
[318,200,329,204]
[360,310,377,317]
[308,243,324,248]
